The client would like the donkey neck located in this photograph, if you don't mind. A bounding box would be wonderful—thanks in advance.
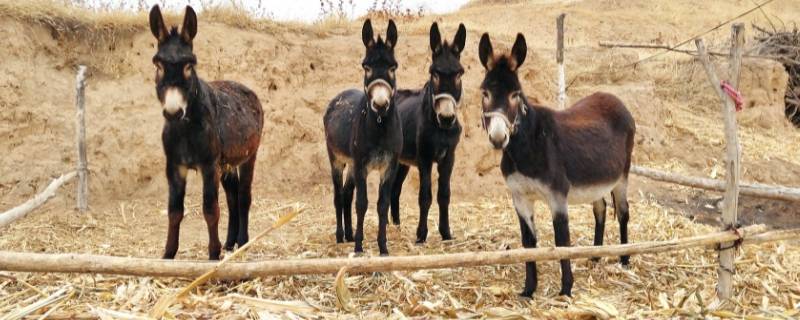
[502,103,556,176]
[182,78,214,125]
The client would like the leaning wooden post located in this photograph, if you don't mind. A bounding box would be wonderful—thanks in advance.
[75,65,88,213]
[694,24,743,300]
[556,13,566,109]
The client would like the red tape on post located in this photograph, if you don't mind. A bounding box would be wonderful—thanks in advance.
[721,80,743,112]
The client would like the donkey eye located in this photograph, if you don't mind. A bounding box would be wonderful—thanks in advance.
[481,90,491,105]
[183,64,194,79]
[431,72,439,82]
[388,66,397,77]
[511,91,522,100]
[363,65,372,76]
[154,61,164,79]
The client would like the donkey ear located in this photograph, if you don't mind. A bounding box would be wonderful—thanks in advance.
[386,20,398,48]
[478,33,493,69]
[362,19,374,47]
[511,33,527,69]
[429,22,441,53]
[452,23,467,54]
[181,6,198,44]
[149,5,168,43]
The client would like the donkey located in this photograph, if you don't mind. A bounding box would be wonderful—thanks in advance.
[391,22,466,244]
[323,19,402,255]
[149,5,264,260]
[477,33,635,297]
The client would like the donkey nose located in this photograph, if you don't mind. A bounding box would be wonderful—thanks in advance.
[372,96,389,108]
[489,134,507,149]
[438,115,455,128]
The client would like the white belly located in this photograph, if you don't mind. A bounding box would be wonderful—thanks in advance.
[567,180,619,204]
[505,172,619,205]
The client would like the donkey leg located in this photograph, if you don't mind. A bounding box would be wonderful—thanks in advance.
[415,160,434,244]
[201,165,222,260]
[512,192,538,298]
[612,181,631,266]
[330,161,345,243]
[221,171,240,251]
[353,165,368,254]
[342,174,355,242]
[236,156,256,248]
[390,164,410,226]
[590,198,606,262]
[163,163,186,259]
[551,199,573,296]
[377,161,398,256]
[437,152,455,241]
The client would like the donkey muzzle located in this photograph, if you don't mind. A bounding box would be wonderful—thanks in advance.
[366,79,393,115]
[434,93,458,129]
[162,87,187,120]
[485,112,511,149]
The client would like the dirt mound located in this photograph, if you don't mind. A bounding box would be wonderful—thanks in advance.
[1,0,799,211]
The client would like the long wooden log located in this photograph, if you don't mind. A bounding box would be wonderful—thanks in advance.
[0,172,77,228]
[3,225,797,280]
[630,165,800,202]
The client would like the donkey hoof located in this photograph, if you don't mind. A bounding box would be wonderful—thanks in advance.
[441,234,454,241]
[379,252,390,257]
[415,237,427,245]
[518,290,534,300]
[345,235,355,242]
[590,257,601,263]
[223,245,236,252]
[558,289,572,297]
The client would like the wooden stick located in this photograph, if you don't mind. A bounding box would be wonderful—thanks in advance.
[2,225,794,280]
[556,13,566,109]
[0,172,77,228]
[75,65,88,213]
[630,166,800,202]
[696,25,744,300]
[718,23,744,300]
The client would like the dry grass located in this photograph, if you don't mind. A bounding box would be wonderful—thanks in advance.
[1,197,799,319]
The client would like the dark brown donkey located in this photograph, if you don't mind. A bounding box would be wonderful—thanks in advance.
[149,6,264,260]
[391,22,466,243]
[477,33,635,297]
[324,19,402,255]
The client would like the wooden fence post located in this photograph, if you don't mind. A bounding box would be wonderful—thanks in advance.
[556,13,566,109]
[75,65,88,213]
[694,23,744,300]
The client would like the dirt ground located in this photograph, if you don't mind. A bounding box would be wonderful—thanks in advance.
[1,0,799,318]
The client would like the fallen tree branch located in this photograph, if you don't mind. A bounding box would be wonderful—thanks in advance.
[2,225,797,280]
[0,172,77,228]
[631,165,800,202]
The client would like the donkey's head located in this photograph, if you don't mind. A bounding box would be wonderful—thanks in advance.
[428,22,466,129]
[149,5,199,121]
[478,33,527,149]
[361,19,398,118]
